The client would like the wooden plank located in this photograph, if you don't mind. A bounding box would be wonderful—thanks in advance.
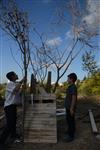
[0,114,5,120]
[24,135,57,139]
[24,117,56,120]
[24,124,56,129]
[24,116,56,119]
[24,132,57,137]
[24,115,56,119]
[24,93,57,143]
[24,107,56,112]
[24,124,56,128]
[24,128,56,132]
[25,103,56,107]
[56,108,66,116]
[24,109,56,115]
[88,109,98,134]
[34,94,56,100]
[24,121,56,126]
[24,118,56,123]
[24,138,57,143]
[24,109,56,113]
[24,125,56,129]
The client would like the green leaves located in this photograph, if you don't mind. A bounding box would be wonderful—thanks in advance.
[78,71,100,96]
[82,51,98,76]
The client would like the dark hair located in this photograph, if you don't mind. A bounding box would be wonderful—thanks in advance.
[68,73,77,82]
[6,71,15,81]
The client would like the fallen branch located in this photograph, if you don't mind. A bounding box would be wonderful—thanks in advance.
[88,109,98,134]
[0,114,5,120]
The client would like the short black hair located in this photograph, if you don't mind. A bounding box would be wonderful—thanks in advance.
[6,71,15,81]
[68,73,77,82]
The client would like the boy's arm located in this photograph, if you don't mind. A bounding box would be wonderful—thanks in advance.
[13,77,25,94]
[70,94,77,116]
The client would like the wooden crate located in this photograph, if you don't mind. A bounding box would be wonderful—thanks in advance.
[24,94,57,143]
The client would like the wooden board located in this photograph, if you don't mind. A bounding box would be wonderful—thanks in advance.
[88,109,98,134]
[24,97,57,143]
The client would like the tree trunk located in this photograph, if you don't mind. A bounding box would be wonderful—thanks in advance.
[46,71,51,93]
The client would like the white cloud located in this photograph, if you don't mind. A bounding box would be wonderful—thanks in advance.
[46,37,62,46]
[65,31,74,39]
[82,0,100,29]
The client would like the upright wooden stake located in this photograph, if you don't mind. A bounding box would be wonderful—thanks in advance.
[88,109,98,134]
[30,74,36,106]
[46,71,51,93]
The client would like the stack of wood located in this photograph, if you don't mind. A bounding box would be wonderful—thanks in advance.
[24,90,57,143]
[23,72,57,143]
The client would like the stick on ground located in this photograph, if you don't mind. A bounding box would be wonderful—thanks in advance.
[88,109,98,134]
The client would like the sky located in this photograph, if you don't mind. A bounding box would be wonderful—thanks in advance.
[0,0,100,84]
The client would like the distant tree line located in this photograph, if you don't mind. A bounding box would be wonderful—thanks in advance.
[0,83,6,99]
[78,70,100,96]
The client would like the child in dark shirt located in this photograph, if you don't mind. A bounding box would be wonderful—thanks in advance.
[65,73,77,142]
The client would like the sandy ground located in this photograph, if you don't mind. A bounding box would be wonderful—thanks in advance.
[0,96,100,150]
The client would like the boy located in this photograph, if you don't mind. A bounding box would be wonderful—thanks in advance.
[0,71,25,144]
[65,73,77,142]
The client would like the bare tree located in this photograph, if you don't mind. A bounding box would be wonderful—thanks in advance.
[0,1,30,88]
[38,37,84,92]
[0,1,31,141]
[29,28,53,85]
[38,0,100,92]
[0,1,51,87]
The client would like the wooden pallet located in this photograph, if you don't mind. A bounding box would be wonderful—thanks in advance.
[24,94,57,143]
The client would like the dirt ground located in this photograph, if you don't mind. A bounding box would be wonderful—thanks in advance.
[0,96,100,150]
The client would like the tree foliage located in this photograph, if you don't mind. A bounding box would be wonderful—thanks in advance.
[78,71,100,96]
[82,51,98,76]
[0,83,6,98]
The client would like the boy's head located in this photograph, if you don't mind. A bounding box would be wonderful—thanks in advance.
[6,71,18,81]
[67,73,77,84]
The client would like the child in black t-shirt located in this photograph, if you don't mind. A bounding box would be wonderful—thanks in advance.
[65,73,77,142]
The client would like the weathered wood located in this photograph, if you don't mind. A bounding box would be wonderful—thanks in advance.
[30,74,36,94]
[46,71,51,93]
[24,138,57,143]
[56,108,66,116]
[88,109,98,134]
[24,94,57,143]
[0,114,5,120]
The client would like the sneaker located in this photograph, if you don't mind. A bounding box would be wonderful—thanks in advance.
[13,138,21,143]
[66,136,74,142]
[0,144,8,150]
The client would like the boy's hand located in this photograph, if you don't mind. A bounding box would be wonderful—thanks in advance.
[20,77,26,84]
[70,108,75,116]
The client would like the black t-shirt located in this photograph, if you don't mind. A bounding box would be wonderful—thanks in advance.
[65,84,77,109]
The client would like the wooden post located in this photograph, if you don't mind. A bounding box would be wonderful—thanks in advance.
[0,114,5,120]
[30,74,37,106]
[46,71,51,93]
[30,74,36,94]
[88,109,98,134]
